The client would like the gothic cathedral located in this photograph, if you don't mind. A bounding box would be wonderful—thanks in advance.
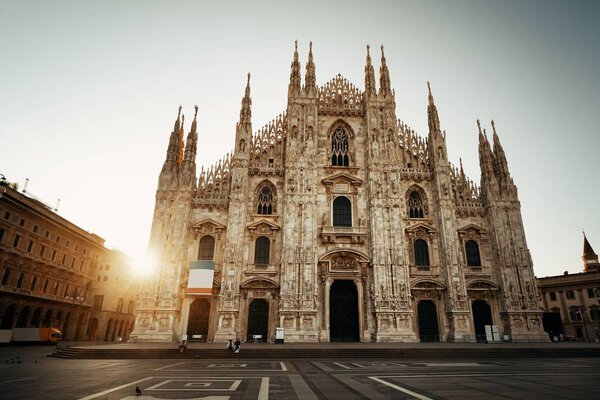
[132,43,548,343]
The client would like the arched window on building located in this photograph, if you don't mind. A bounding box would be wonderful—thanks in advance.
[256,185,275,215]
[198,235,215,260]
[29,276,38,291]
[16,272,25,289]
[1,269,10,285]
[414,239,430,267]
[42,278,49,293]
[254,236,270,266]
[465,240,482,267]
[331,127,350,167]
[333,196,352,227]
[408,191,424,218]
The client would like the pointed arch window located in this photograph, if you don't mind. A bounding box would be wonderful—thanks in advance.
[408,191,424,218]
[465,240,481,267]
[1,269,10,285]
[254,236,270,266]
[414,239,430,267]
[198,235,215,260]
[333,196,352,227]
[16,272,25,289]
[331,128,350,167]
[29,276,38,291]
[257,185,274,215]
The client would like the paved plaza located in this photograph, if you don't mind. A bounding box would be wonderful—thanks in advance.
[1,345,599,399]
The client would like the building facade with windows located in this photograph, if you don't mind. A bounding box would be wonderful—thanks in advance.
[132,43,548,343]
[537,235,600,341]
[0,184,136,341]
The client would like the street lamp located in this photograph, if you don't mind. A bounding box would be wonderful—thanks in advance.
[65,287,85,340]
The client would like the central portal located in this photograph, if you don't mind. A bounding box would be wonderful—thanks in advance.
[329,280,359,342]
[247,299,269,342]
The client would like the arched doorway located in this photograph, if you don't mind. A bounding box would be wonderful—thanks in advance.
[31,307,42,327]
[417,300,439,342]
[86,318,99,341]
[16,305,30,328]
[330,280,359,342]
[105,319,114,341]
[472,300,493,342]
[42,309,53,327]
[1,303,17,329]
[247,299,269,342]
[187,299,211,341]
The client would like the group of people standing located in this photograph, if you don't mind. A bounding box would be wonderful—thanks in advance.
[227,338,241,353]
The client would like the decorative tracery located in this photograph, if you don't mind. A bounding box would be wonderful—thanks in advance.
[256,185,275,215]
[408,191,424,218]
[331,128,350,167]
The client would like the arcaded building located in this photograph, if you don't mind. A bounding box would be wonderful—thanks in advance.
[132,43,548,343]
[0,183,136,341]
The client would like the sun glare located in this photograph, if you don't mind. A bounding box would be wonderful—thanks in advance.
[129,250,159,278]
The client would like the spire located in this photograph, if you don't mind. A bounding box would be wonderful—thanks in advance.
[427,82,441,135]
[182,105,198,183]
[288,40,301,96]
[583,232,600,272]
[491,119,511,180]
[364,45,376,97]
[160,106,184,182]
[304,41,316,90]
[239,73,252,125]
[178,114,185,168]
[478,120,495,181]
[378,45,391,97]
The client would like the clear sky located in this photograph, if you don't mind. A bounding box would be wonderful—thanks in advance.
[1,0,598,277]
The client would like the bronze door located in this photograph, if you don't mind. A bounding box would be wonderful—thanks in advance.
[472,300,492,342]
[187,299,211,339]
[330,280,359,342]
[418,300,440,342]
[247,299,269,342]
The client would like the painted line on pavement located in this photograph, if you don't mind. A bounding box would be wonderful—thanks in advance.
[333,362,351,369]
[312,361,333,371]
[258,377,269,400]
[289,374,317,400]
[154,361,186,371]
[0,377,35,385]
[279,361,287,371]
[78,376,154,400]
[369,377,433,400]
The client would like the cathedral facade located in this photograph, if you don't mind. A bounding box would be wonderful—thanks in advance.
[132,43,548,343]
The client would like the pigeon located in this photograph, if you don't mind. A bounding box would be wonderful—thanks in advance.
[135,386,142,396]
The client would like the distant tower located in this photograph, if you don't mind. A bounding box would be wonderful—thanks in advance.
[582,233,600,272]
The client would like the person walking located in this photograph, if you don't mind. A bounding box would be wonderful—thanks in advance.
[234,338,241,353]
[227,339,234,353]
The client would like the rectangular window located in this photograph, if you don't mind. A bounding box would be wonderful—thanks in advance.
[128,300,135,314]
[4,211,10,220]
[26,240,33,253]
[116,298,123,313]
[45,231,50,238]
[40,245,46,257]
[51,250,57,261]
[0,228,5,243]
[566,290,575,300]
[103,276,108,282]
[75,244,78,251]
[591,308,600,320]
[33,225,38,233]
[13,234,21,248]
[587,288,595,299]
[549,292,557,301]
[66,240,70,248]
[61,254,66,265]
[19,219,25,227]
[570,309,582,321]
[92,295,104,311]
[71,258,75,268]
[56,236,60,243]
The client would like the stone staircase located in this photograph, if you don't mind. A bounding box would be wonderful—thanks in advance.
[48,345,600,359]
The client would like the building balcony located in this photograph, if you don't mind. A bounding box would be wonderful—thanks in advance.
[409,264,440,277]
[320,225,367,244]
[0,285,92,307]
[245,264,278,276]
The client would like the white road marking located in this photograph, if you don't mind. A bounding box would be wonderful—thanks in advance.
[258,377,269,400]
[288,374,317,400]
[78,376,154,400]
[146,379,241,391]
[154,361,186,371]
[279,361,287,371]
[352,363,365,368]
[312,361,333,371]
[89,361,126,370]
[207,364,247,368]
[333,362,351,369]
[423,363,481,367]
[369,377,433,400]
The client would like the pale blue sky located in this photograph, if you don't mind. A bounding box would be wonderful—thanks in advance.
[1,0,598,276]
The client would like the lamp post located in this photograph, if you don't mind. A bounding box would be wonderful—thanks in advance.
[65,287,84,341]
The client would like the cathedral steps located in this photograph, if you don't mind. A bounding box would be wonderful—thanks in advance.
[48,345,600,359]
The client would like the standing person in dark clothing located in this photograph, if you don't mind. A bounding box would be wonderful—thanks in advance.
[227,339,234,353]
[234,338,241,353]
